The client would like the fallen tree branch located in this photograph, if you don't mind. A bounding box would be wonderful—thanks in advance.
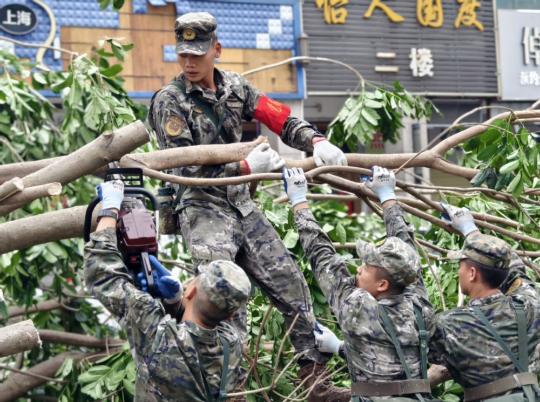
[0,183,62,217]
[0,178,24,202]
[8,299,65,319]
[0,320,41,358]
[38,330,124,349]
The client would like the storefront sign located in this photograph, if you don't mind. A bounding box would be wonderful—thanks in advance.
[0,4,38,35]
[498,10,540,100]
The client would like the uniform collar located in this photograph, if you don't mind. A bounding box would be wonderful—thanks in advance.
[468,291,504,307]
[181,68,229,103]
[184,320,219,344]
[378,293,404,306]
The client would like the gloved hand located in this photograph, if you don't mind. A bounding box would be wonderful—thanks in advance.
[440,203,478,236]
[365,166,396,204]
[313,139,347,167]
[137,255,183,303]
[282,167,308,207]
[242,143,285,174]
[314,322,343,355]
[96,180,124,210]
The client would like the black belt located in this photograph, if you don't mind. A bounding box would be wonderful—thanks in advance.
[352,379,431,397]
[464,372,539,401]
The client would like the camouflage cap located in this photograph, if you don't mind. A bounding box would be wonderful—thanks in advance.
[198,260,251,314]
[447,232,511,271]
[356,237,419,287]
[175,12,217,55]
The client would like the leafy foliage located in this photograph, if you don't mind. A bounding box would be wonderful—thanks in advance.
[465,118,540,197]
[328,82,436,150]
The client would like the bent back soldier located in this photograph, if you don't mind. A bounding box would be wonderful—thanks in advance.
[84,181,251,402]
[430,205,540,401]
[283,166,435,401]
[148,11,348,401]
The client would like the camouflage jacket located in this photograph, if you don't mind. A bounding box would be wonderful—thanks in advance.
[295,203,433,382]
[148,68,322,217]
[429,276,540,388]
[83,229,244,402]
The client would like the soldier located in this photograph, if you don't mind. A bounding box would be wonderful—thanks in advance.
[84,180,251,402]
[429,205,540,401]
[147,11,349,401]
[282,166,435,401]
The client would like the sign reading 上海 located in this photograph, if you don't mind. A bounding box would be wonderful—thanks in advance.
[498,10,540,100]
[304,0,498,95]
[0,4,38,35]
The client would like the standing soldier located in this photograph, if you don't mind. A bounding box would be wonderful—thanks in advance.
[84,180,252,402]
[429,205,540,401]
[148,11,349,401]
[282,166,435,401]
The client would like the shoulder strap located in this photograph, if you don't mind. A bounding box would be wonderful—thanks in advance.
[378,305,426,402]
[472,305,525,372]
[413,304,428,380]
[218,334,230,402]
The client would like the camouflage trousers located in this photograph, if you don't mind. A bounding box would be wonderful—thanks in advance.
[178,204,326,364]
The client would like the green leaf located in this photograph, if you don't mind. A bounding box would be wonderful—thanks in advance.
[506,172,523,195]
[335,223,346,244]
[499,160,519,174]
[101,64,123,77]
[283,229,299,249]
[361,108,379,126]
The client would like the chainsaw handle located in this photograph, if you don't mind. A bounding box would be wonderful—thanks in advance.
[83,189,159,242]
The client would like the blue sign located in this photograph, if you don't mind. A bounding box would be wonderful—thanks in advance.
[0,4,38,35]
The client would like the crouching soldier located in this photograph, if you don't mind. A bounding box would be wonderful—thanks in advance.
[429,204,540,401]
[83,180,251,402]
[282,166,436,401]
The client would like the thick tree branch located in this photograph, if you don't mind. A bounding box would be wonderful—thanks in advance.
[8,300,65,318]
[0,320,41,358]
[38,330,124,349]
[0,183,62,216]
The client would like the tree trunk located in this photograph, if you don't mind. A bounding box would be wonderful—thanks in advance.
[0,320,40,358]
[0,206,96,254]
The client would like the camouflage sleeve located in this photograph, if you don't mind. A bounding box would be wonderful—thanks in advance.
[383,203,416,249]
[294,208,358,314]
[149,87,241,178]
[427,313,448,367]
[83,228,165,359]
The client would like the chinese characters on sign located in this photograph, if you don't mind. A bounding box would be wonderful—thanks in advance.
[316,0,484,31]
[364,0,404,23]
[315,0,349,25]
[417,0,443,28]
[0,4,37,35]
[520,27,540,87]
[522,27,540,66]
[409,48,434,77]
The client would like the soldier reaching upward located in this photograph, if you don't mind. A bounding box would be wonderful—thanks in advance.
[84,180,251,402]
[283,166,436,401]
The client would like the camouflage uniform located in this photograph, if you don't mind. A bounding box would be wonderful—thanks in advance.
[148,16,326,363]
[429,233,540,400]
[84,228,248,402]
[295,203,434,397]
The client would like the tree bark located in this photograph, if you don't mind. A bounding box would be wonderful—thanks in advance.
[8,300,64,319]
[0,121,149,205]
[0,178,24,202]
[38,330,124,349]
[0,183,62,217]
[0,206,97,254]
[0,320,41,358]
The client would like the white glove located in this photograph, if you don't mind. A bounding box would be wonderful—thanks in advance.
[314,322,343,355]
[282,167,308,207]
[97,180,124,210]
[366,166,396,204]
[243,143,285,174]
[440,203,478,236]
[313,139,347,167]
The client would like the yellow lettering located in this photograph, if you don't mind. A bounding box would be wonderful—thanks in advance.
[315,0,349,25]
[417,0,443,28]
[454,0,484,31]
[364,0,404,23]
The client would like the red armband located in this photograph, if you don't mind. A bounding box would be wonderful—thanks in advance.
[253,95,291,135]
